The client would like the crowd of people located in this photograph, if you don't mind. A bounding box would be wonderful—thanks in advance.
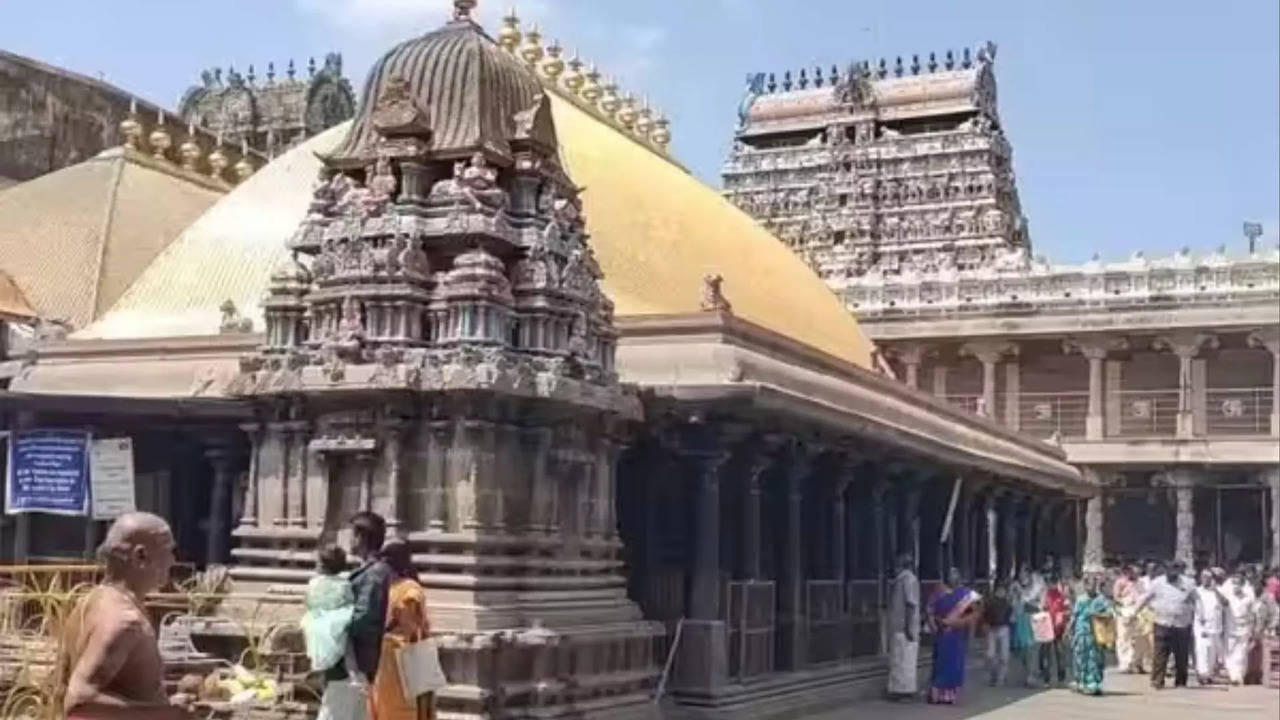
[58,511,437,720]
[886,552,1280,706]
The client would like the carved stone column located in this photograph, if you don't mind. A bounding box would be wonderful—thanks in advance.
[674,423,730,692]
[1004,357,1021,431]
[888,343,933,390]
[932,365,948,399]
[238,423,262,528]
[1000,494,1019,579]
[1065,336,1129,440]
[523,427,554,534]
[1170,470,1196,567]
[1153,332,1218,438]
[1248,328,1280,437]
[382,418,407,536]
[960,341,1017,419]
[427,421,452,531]
[903,485,922,570]
[871,481,887,608]
[742,453,772,580]
[985,493,998,581]
[832,470,852,584]
[1083,494,1104,573]
[205,446,235,566]
[779,447,811,671]
[1265,466,1280,567]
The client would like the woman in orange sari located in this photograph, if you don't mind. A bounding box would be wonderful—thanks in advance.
[370,539,434,720]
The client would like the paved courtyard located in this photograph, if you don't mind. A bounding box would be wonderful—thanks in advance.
[803,673,1278,719]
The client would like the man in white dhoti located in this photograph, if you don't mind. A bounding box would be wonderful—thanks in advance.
[886,553,920,700]
[1113,565,1142,673]
[1222,570,1257,685]
[1191,570,1224,684]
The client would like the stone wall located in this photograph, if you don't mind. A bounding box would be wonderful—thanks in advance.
[0,51,133,183]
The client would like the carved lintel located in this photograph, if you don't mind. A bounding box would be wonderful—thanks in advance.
[959,340,1018,364]
[1247,327,1280,355]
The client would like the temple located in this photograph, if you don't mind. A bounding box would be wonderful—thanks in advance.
[0,5,1095,718]
[726,44,1280,573]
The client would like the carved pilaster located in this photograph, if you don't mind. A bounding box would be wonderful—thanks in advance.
[1168,470,1196,567]
[1265,466,1280,567]
[523,427,554,534]
[1153,331,1218,438]
[742,452,772,580]
[382,417,408,535]
[238,423,262,528]
[283,422,310,526]
[1064,336,1129,440]
[426,420,451,531]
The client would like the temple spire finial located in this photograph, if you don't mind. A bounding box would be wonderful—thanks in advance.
[454,0,478,21]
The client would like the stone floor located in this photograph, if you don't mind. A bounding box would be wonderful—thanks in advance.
[800,672,1279,719]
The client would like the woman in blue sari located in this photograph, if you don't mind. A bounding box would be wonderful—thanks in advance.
[928,567,983,704]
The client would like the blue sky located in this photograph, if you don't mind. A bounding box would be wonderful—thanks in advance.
[3,0,1276,263]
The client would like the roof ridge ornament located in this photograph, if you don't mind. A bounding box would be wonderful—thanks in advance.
[454,0,478,22]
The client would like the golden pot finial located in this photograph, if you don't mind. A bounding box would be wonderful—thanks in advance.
[617,94,639,129]
[562,53,585,95]
[119,97,142,150]
[497,7,521,52]
[634,99,655,137]
[581,63,603,104]
[651,115,671,149]
[519,24,544,66]
[599,80,621,117]
[178,122,201,171]
[148,108,172,160]
[540,40,564,81]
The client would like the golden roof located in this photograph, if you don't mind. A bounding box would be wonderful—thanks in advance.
[87,100,873,368]
[0,147,223,328]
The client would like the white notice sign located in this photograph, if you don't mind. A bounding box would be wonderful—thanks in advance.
[90,437,136,520]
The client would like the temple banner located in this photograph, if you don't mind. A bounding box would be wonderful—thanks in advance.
[4,429,90,516]
[90,437,136,520]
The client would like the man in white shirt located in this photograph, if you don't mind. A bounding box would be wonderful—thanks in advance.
[1191,570,1224,684]
[1222,570,1257,685]
[1137,560,1196,689]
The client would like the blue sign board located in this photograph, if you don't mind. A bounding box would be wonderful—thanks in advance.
[5,429,90,516]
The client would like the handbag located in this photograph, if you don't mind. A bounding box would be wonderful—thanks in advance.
[1030,611,1055,643]
[1091,614,1116,649]
[396,638,449,701]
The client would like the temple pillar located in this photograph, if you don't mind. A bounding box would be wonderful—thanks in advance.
[1084,494,1103,573]
[1065,336,1129,440]
[381,418,407,536]
[205,446,235,566]
[1004,357,1021,431]
[902,485,922,570]
[1265,466,1280,567]
[1170,470,1196,567]
[871,481,887,610]
[1248,328,1280,437]
[961,341,1017,419]
[889,343,932,391]
[238,423,262,527]
[427,421,452,531]
[832,471,852,584]
[1020,497,1036,571]
[1154,332,1218,439]
[674,424,730,692]
[1000,494,1019,579]
[741,454,770,579]
[984,493,998,581]
[1104,360,1123,437]
[955,486,972,579]
[778,448,811,671]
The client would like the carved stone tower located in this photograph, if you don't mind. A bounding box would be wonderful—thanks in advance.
[230,4,658,717]
[723,44,1031,282]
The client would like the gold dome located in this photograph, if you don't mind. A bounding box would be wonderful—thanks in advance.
[88,104,873,368]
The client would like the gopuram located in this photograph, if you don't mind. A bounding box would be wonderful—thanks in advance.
[726,47,1280,572]
[4,4,1095,719]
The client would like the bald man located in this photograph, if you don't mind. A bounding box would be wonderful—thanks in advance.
[59,512,188,720]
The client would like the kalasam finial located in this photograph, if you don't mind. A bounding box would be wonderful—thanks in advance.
[454,0,478,21]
